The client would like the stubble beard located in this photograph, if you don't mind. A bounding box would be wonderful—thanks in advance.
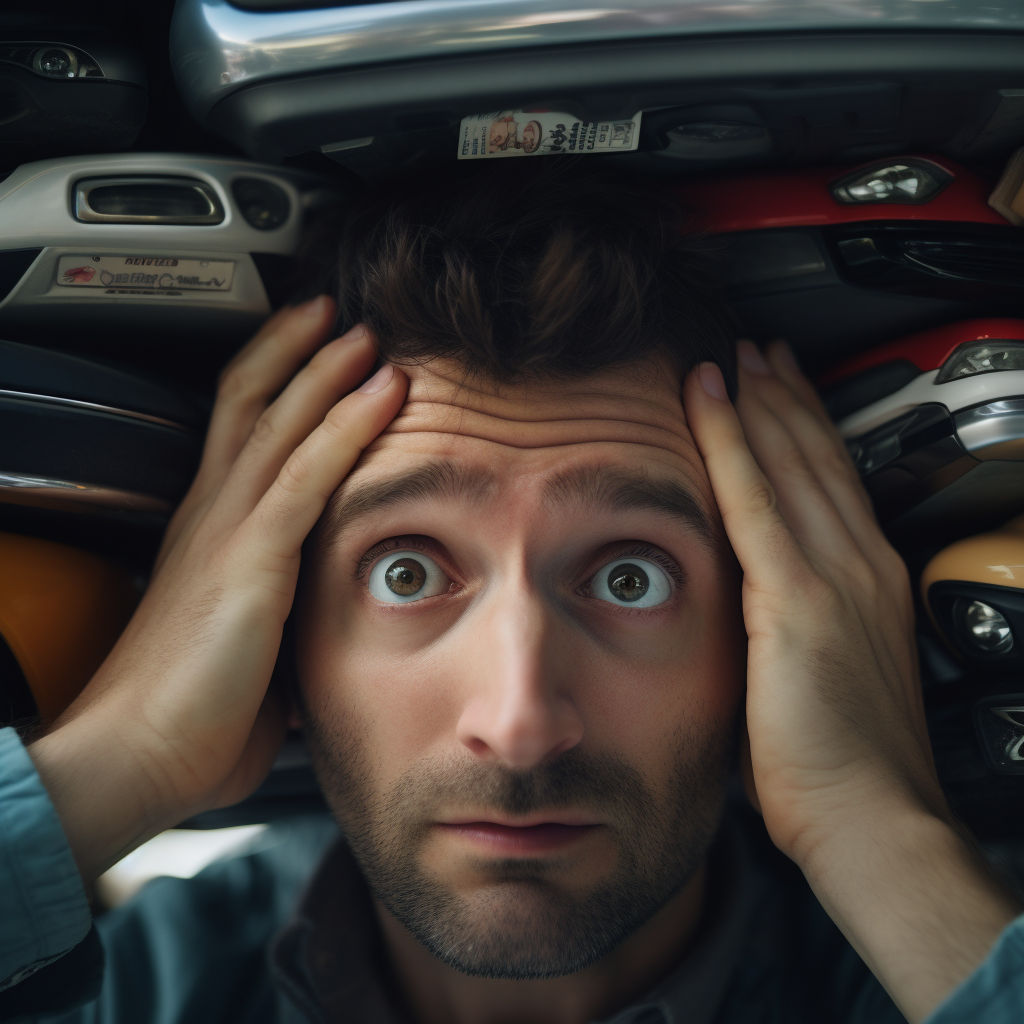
[305,709,735,980]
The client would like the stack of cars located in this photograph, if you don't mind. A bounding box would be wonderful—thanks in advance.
[6,0,1024,836]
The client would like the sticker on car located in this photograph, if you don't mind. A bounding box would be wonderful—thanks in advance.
[458,110,641,160]
[56,256,235,293]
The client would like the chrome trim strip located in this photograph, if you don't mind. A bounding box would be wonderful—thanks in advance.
[0,472,173,514]
[0,390,197,432]
[74,176,224,226]
[955,399,1024,460]
[171,0,1024,120]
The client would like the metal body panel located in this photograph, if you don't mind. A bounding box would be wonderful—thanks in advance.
[171,0,1024,120]
[839,369,1024,438]
[956,400,1024,460]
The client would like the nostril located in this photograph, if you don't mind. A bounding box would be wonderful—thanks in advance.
[461,736,493,759]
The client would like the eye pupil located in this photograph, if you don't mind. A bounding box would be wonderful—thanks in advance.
[385,558,426,596]
[608,563,649,602]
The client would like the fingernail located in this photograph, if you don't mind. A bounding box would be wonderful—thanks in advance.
[737,340,770,376]
[300,295,329,318]
[698,362,727,401]
[357,364,395,394]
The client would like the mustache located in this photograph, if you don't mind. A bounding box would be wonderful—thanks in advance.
[383,747,656,821]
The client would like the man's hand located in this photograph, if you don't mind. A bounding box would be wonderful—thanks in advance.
[682,342,1021,1023]
[28,298,408,883]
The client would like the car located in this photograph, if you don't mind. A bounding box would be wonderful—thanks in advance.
[5,0,1024,839]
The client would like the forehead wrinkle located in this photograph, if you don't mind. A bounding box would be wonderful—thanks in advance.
[384,416,694,459]
[391,400,685,430]
[543,464,715,547]
[320,458,495,544]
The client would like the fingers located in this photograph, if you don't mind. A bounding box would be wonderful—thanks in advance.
[733,373,863,564]
[736,342,903,587]
[156,298,340,569]
[763,340,836,431]
[735,344,880,556]
[205,324,378,532]
[682,361,812,599]
[764,341,873,505]
[204,297,339,484]
[240,364,408,560]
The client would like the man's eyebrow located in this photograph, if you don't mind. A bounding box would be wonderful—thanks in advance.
[320,459,496,540]
[543,464,715,546]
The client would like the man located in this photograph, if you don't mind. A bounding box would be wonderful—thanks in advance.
[2,161,1023,1024]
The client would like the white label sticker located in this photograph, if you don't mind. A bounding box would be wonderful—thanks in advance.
[458,110,642,160]
[56,256,235,293]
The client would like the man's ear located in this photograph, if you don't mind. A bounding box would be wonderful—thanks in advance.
[738,715,762,816]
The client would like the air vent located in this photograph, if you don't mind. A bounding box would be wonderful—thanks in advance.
[231,177,289,230]
[74,177,225,225]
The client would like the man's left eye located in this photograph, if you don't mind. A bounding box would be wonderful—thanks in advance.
[368,551,451,604]
[590,558,672,608]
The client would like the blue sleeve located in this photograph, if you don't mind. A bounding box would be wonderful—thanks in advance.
[0,727,93,993]
[924,914,1024,1024]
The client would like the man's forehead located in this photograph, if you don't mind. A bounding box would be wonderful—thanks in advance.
[327,359,717,541]
[381,358,695,442]
[357,357,707,477]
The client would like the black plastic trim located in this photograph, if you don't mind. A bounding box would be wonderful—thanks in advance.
[0,632,36,730]
[0,249,42,304]
[848,403,979,521]
[0,338,209,430]
[824,359,922,421]
[0,397,201,503]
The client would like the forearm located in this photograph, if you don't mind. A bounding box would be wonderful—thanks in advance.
[797,802,1021,1024]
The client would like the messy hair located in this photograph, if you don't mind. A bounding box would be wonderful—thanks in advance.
[294,158,736,393]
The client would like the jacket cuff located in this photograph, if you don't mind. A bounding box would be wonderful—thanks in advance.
[924,913,1024,1023]
[0,727,92,991]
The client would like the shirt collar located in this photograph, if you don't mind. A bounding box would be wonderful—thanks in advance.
[271,840,407,1024]
[596,815,755,1024]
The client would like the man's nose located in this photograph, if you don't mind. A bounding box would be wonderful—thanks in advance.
[454,589,584,770]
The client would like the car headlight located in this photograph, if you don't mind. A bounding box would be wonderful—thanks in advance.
[961,599,1015,654]
[935,340,1024,383]
[831,160,952,205]
[0,43,103,79]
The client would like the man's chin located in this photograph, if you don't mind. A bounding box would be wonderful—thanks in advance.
[376,872,684,980]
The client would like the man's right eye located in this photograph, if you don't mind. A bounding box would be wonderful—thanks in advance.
[367,551,451,604]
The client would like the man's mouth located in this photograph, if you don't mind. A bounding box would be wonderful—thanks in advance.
[436,817,602,855]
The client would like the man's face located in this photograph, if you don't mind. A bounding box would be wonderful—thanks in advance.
[295,355,745,979]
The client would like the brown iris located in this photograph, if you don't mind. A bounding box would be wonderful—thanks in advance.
[607,563,649,603]
[385,557,427,597]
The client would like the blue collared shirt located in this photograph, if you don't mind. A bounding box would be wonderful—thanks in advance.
[2,726,1023,1024]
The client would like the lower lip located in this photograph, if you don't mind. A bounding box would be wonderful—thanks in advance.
[436,822,600,854]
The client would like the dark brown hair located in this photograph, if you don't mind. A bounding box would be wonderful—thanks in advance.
[294,158,736,393]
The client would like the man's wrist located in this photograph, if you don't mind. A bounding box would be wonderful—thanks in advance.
[794,800,1020,1023]
[28,710,186,883]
